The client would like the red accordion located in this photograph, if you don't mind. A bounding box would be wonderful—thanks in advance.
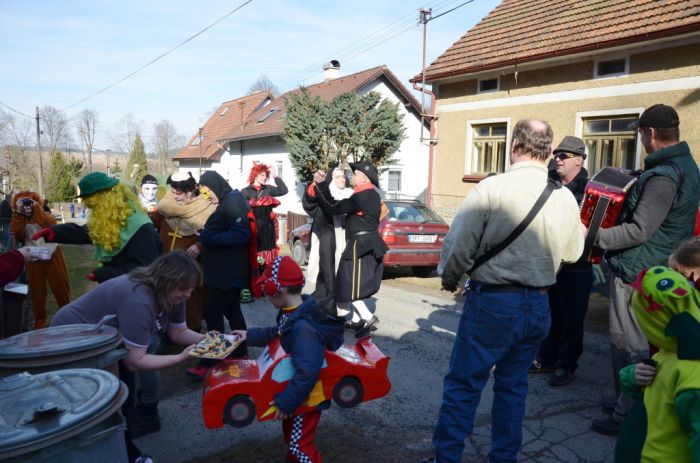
[580,167,637,263]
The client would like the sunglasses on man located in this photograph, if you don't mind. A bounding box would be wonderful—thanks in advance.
[554,152,584,161]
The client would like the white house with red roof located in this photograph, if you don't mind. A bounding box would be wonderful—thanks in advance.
[174,64,429,215]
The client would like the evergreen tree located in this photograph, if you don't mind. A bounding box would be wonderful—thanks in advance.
[282,89,405,182]
[282,89,331,181]
[46,151,82,201]
[124,135,148,185]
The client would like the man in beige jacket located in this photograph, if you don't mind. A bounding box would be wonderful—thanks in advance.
[424,119,585,463]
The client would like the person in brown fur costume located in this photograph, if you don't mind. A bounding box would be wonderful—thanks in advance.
[10,191,70,328]
[153,172,215,330]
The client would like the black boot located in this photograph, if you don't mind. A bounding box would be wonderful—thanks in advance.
[130,400,161,439]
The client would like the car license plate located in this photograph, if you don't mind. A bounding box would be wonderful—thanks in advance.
[408,234,437,243]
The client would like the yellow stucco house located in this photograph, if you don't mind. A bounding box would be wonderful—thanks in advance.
[418,0,700,220]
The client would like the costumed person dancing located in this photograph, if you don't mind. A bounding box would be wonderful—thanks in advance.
[51,251,207,463]
[10,191,70,329]
[303,167,353,314]
[186,170,253,379]
[153,171,215,331]
[32,172,162,283]
[312,160,388,337]
[240,163,288,301]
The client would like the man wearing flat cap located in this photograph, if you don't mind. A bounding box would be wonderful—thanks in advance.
[312,160,388,338]
[530,136,592,387]
[591,104,700,436]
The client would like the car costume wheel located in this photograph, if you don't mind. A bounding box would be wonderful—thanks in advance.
[333,377,364,408]
[412,266,436,278]
[292,239,307,265]
[223,395,256,428]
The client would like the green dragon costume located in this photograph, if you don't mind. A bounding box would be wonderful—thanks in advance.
[614,266,700,463]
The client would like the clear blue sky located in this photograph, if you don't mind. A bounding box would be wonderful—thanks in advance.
[0,0,499,150]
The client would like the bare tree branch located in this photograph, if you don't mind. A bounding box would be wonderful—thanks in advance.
[112,113,144,153]
[40,105,68,155]
[152,119,184,175]
[74,109,98,172]
[247,75,279,96]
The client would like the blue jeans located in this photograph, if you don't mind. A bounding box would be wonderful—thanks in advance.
[433,287,551,463]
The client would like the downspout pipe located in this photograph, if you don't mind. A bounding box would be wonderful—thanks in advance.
[413,81,437,207]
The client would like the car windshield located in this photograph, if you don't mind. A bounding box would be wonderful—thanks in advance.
[386,203,446,224]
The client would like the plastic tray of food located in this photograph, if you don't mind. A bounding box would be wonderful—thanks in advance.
[188,333,241,359]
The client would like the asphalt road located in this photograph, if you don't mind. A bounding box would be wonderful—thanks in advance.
[137,269,617,463]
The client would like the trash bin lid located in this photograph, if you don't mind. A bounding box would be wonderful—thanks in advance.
[0,322,121,360]
[0,369,126,458]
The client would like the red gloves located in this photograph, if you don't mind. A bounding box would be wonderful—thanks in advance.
[32,227,56,242]
[86,273,97,282]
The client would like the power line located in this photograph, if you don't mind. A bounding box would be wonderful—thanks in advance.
[62,0,254,111]
[430,0,474,21]
[0,100,33,119]
[279,0,469,89]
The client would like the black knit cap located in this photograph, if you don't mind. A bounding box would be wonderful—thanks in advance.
[553,136,587,158]
[141,174,158,186]
[633,104,680,129]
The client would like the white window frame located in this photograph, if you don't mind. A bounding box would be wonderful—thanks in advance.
[593,56,630,79]
[477,77,500,94]
[574,107,644,170]
[464,118,511,175]
[387,169,402,192]
[275,160,284,180]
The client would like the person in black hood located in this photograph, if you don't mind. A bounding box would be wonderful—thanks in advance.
[186,171,253,379]
[529,136,592,387]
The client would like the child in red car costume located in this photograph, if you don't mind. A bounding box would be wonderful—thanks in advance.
[233,256,344,463]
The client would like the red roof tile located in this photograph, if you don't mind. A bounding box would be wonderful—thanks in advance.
[173,91,272,161]
[175,66,423,160]
[419,0,700,82]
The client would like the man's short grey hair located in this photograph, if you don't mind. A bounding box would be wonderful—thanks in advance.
[511,119,554,161]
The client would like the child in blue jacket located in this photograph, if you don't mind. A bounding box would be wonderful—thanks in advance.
[233,256,344,463]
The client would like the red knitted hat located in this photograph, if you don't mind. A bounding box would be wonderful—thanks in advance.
[252,256,305,297]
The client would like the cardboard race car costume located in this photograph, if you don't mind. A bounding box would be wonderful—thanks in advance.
[202,336,391,428]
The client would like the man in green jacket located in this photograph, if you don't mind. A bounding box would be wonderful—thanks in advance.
[591,104,700,436]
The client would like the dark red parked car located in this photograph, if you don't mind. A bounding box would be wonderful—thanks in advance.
[287,200,449,277]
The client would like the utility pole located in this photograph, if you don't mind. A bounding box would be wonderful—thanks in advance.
[198,127,203,177]
[35,107,45,198]
[419,7,432,142]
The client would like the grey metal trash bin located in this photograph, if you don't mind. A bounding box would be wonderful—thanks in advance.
[0,318,127,378]
[0,368,129,462]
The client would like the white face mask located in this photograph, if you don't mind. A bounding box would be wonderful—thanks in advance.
[141,183,158,202]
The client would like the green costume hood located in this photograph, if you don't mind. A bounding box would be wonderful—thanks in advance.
[631,266,700,355]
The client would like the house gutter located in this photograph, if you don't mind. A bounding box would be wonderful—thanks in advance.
[412,81,437,208]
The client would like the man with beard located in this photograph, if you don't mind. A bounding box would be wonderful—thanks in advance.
[529,136,592,387]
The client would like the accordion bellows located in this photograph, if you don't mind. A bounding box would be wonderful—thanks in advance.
[580,167,638,263]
